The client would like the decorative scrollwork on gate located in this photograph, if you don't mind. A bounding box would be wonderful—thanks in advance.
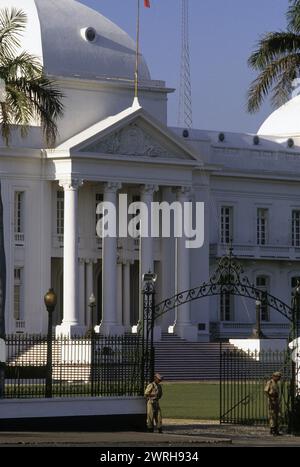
[153,251,293,322]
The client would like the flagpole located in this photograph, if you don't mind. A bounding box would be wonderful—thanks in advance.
[134,0,141,99]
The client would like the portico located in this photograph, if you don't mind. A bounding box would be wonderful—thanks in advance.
[50,102,202,339]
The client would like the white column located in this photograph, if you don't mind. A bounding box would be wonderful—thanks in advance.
[100,182,123,335]
[174,186,197,341]
[117,262,123,327]
[123,261,131,329]
[139,184,158,321]
[139,184,161,340]
[140,185,158,274]
[160,187,176,331]
[85,259,94,329]
[78,258,86,327]
[56,178,84,337]
[191,174,210,342]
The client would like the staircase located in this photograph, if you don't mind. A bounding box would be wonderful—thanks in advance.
[7,342,91,381]
[154,333,234,380]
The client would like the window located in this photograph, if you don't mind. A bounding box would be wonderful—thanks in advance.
[256,276,269,321]
[14,192,25,243]
[220,206,233,244]
[56,191,64,236]
[14,268,24,321]
[220,292,233,321]
[292,210,300,247]
[257,208,268,245]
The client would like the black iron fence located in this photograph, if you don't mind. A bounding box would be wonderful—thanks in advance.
[220,346,292,426]
[4,334,144,399]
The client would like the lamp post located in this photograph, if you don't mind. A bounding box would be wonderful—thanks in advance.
[44,288,57,398]
[88,293,96,330]
[88,293,96,396]
[142,272,157,384]
[251,299,265,339]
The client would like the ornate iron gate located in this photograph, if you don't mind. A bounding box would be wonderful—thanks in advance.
[142,249,300,429]
[220,345,292,426]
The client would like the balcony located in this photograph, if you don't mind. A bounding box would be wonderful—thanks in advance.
[210,243,300,260]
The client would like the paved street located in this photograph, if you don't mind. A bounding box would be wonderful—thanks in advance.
[0,419,299,447]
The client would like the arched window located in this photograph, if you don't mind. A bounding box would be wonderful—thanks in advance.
[256,276,270,321]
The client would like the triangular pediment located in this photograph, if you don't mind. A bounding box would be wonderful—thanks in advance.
[57,103,201,163]
[80,120,193,160]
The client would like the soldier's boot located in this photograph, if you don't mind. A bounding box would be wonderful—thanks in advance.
[270,427,275,435]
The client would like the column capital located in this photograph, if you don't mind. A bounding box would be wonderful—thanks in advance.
[85,258,98,265]
[59,178,84,191]
[103,182,122,194]
[140,184,159,196]
[175,186,193,198]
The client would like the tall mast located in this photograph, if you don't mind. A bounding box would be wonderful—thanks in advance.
[178,0,193,128]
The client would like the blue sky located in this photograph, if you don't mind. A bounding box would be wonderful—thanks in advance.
[82,0,289,134]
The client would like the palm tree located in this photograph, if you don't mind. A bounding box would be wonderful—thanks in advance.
[247,0,300,112]
[0,8,64,353]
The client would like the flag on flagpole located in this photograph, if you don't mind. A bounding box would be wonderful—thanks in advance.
[144,0,150,8]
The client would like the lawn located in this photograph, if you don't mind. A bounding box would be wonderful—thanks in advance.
[160,382,220,420]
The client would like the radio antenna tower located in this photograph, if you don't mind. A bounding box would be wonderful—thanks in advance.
[178,0,193,129]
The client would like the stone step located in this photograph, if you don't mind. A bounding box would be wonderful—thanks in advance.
[153,334,234,380]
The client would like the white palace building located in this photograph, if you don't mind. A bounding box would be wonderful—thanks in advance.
[1,0,300,341]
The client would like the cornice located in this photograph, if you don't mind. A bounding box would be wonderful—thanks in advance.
[50,74,174,95]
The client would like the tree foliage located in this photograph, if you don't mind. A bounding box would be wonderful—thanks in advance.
[248,0,300,112]
[0,8,64,146]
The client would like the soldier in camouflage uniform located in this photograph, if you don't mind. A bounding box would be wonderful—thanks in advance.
[144,373,163,433]
[264,371,282,435]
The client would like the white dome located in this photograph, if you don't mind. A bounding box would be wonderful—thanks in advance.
[258,95,300,137]
[0,0,151,81]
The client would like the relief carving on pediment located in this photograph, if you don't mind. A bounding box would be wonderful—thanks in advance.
[84,123,169,157]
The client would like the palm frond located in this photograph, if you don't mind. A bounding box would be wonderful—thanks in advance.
[287,0,300,33]
[0,100,13,145]
[247,54,300,112]
[0,51,43,81]
[271,56,300,107]
[0,8,27,58]
[0,8,64,146]
[248,31,300,70]
[11,75,64,147]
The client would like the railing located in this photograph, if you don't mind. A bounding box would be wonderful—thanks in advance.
[4,334,144,399]
[210,243,300,260]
